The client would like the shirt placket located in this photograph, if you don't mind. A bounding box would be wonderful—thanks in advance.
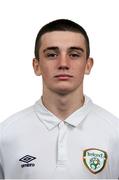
[57,121,68,166]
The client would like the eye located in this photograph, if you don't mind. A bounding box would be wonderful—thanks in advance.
[69,53,81,59]
[46,53,58,59]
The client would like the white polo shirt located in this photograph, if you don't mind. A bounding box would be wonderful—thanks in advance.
[0,96,119,179]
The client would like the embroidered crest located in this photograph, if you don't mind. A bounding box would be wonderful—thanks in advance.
[83,148,107,174]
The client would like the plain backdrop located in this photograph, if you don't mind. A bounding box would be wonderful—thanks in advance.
[0,0,119,122]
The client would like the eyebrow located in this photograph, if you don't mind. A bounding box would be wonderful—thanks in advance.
[43,46,84,53]
[43,47,59,53]
[69,46,84,52]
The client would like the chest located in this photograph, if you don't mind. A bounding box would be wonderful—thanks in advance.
[2,122,119,179]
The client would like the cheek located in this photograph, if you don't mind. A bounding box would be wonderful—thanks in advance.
[73,64,86,76]
[41,66,53,80]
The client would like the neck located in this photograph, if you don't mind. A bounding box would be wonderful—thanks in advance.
[42,87,85,120]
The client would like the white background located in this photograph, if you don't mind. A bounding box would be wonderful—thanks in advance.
[0,0,119,121]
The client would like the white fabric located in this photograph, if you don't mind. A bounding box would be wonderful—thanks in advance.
[0,96,119,179]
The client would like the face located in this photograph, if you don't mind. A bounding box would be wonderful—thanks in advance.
[33,31,93,95]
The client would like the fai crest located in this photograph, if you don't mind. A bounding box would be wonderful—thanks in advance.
[83,148,107,174]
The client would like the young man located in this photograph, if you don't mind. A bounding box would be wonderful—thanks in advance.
[0,19,119,179]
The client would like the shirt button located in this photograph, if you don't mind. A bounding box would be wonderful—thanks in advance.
[59,121,64,128]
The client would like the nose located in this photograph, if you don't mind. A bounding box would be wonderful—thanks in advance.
[58,54,70,70]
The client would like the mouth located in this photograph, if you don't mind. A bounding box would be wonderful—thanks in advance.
[54,74,73,80]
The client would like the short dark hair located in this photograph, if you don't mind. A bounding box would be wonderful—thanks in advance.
[34,19,90,59]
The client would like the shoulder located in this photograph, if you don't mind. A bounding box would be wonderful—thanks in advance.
[91,102,119,128]
[0,104,35,132]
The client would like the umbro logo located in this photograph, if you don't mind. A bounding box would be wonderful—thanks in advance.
[19,155,36,163]
[19,155,36,168]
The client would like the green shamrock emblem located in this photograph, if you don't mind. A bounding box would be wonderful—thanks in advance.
[90,157,100,170]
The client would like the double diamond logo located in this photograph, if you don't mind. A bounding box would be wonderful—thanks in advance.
[19,155,36,168]
[19,155,36,163]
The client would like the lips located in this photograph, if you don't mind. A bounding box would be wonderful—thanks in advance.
[54,74,73,80]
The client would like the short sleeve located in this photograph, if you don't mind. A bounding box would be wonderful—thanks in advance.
[0,126,4,179]
[0,164,4,179]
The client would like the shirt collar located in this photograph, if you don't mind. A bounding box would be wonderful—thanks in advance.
[34,95,93,130]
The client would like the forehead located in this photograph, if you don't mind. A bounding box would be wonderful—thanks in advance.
[40,31,86,50]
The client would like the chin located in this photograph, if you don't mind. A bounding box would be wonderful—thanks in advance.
[54,87,75,96]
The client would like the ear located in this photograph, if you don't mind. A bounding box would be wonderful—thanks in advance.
[85,57,94,75]
[32,58,42,76]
